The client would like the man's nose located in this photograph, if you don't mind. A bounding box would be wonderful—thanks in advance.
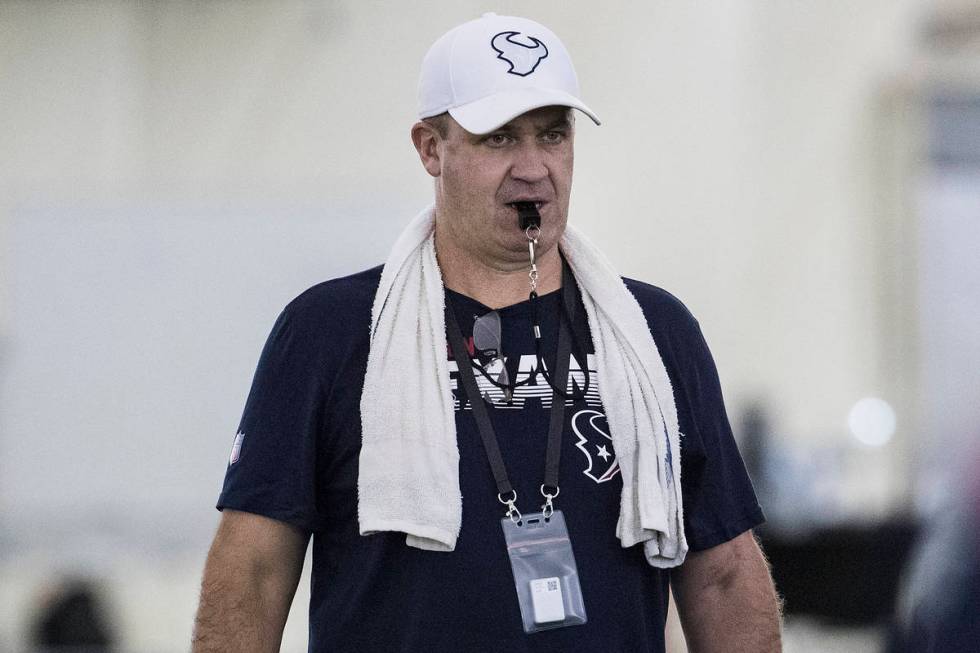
[509,143,549,183]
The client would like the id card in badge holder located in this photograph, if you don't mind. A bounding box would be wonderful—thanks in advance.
[501,510,587,633]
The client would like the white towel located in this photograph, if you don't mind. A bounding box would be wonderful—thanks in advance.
[358,205,687,568]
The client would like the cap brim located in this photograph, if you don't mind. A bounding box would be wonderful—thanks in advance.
[449,87,600,135]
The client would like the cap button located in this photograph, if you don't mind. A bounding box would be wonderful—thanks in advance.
[482,12,497,18]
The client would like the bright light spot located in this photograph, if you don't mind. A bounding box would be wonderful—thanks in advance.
[848,397,896,447]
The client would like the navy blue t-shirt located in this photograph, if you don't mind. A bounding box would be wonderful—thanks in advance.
[217,265,764,652]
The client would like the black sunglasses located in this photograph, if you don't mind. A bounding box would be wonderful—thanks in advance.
[473,310,511,391]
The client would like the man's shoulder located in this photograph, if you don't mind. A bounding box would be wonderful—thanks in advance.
[272,265,383,345]
[621,276,699,334]
[619,277,710,377]
[284,264,384,317]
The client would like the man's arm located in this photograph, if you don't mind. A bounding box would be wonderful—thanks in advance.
[670,530,782,653]
[192,509,310,653]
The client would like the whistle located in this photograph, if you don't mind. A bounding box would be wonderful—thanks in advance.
[515,202,541,231]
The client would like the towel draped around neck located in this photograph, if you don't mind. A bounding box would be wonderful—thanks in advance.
[357,205,687,568]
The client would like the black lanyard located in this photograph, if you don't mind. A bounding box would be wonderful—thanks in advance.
[445,261,576,519]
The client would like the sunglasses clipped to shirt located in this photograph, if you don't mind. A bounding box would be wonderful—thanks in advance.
[463,260,592,404]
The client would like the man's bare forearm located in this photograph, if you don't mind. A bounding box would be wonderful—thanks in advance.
[672,532,782,653]
[192,569,290,653]
[677,565,781,652]
[192,511,308,653]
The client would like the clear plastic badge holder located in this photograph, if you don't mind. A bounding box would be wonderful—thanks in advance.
[501,510,587,633]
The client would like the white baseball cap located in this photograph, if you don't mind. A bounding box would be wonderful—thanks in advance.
[417,13,600,135]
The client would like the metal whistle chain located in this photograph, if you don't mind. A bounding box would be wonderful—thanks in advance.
[515,202,541,297]
[528,236,539,294]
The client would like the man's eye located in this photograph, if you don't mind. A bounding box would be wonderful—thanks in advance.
[485,134,512,146]
[541,131,564,144]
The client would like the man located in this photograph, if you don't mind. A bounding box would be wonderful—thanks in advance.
[193,13,781,653]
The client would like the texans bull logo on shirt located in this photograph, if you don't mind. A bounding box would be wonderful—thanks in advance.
[449,352,621,485]
[572,409,620,484]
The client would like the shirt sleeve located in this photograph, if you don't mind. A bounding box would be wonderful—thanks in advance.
[675,318,765,551]
[216,303,329,533]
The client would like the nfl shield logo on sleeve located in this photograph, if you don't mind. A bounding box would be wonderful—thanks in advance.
[229,431,245,465]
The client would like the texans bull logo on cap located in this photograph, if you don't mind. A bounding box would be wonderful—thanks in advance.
[491,31,549,77]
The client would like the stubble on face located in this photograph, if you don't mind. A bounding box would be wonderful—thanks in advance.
[433,106,575,273]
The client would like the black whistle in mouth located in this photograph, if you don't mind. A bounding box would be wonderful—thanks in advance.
[515,202,541,231]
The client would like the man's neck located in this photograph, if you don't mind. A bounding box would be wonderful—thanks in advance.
[436,235,563,309]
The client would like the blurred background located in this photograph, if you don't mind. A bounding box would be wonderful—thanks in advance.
[1,1,979,651]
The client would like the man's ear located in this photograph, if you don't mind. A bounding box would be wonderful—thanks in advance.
[411,121,442,178]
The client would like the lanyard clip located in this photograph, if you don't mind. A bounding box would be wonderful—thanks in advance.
[540,484,560,518]
[498,490,522,524]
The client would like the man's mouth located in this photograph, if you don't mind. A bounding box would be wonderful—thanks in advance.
[509,201,542,231]
[505,201,545,210]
